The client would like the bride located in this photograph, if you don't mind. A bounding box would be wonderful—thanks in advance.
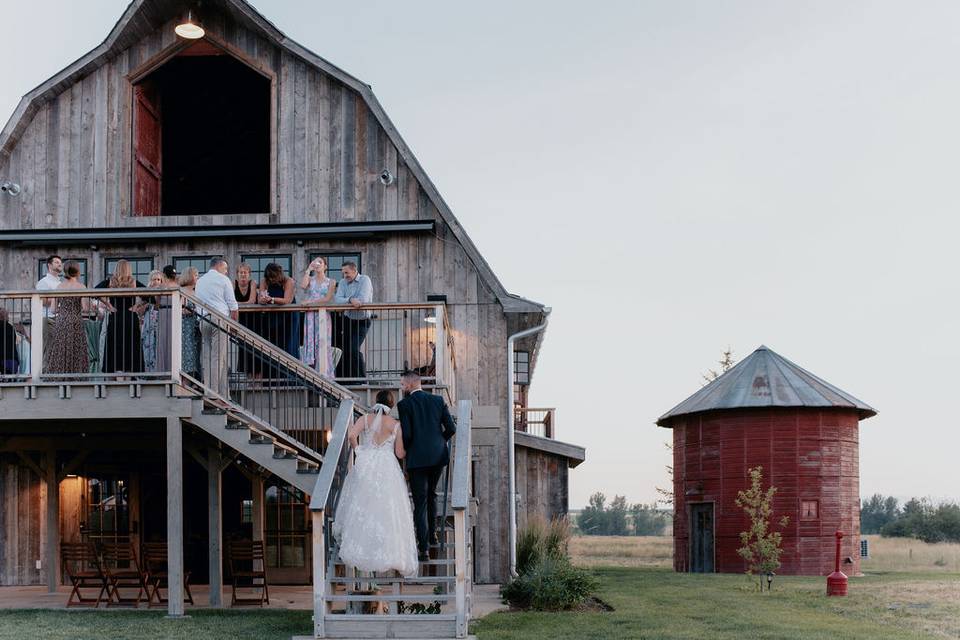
[332,390,419,577]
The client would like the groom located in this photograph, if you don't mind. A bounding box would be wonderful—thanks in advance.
[398,370,456,560]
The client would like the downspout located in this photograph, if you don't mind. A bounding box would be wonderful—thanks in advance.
[506,308,551,577]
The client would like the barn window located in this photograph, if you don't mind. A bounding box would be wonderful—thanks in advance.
[103,257,155,285]
[37,258,87,285]
[308,251,362,282]
[801,500,819,520]
[173,255,216,276]
[241,254,292,284]
[132,40,272,216]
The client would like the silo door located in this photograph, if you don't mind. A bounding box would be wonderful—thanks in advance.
[690,503,714,573]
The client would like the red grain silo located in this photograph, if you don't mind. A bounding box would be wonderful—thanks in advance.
[656,346,876,576]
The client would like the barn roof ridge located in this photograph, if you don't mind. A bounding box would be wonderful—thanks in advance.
[0,0,542,314]
[656,345,877,427]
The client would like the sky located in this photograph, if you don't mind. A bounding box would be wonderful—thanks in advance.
[1,1,958,509]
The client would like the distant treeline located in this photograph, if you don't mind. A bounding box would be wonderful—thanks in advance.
[576,492,671,536]
[861,494,960,543]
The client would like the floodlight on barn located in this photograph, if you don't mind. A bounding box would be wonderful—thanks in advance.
[656,346,877,576]
[175,9,204,39]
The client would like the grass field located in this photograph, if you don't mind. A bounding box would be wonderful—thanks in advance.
[0,535,957,639]
[473,534,960,639]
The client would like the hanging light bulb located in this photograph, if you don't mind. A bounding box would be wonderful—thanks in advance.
[175,9,205,39]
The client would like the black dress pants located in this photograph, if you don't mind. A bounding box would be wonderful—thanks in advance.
[409,465,445,555]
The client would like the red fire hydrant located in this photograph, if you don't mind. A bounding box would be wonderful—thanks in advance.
[826,530,848,596]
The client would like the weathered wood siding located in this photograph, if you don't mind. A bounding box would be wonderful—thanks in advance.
[515,446,570,531]
[0,8,450,230]
[0,457,44,585]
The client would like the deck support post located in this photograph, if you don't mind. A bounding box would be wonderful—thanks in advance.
[311,511,326,639]
[166,417,185,617]
[251,473,264,543]
[208,447,223,608]
[44,450,59,593]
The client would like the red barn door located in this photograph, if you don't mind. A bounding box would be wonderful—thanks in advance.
[134,80,161,216]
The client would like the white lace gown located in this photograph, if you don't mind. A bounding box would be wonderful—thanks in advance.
[332,412,420,577]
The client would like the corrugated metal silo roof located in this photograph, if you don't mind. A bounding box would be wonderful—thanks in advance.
[656,345,877,427]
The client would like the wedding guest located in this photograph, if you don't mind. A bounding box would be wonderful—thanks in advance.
[36,254,63,355]
[45,261,90,375]
[258,262,296,360]
[153,266,178,373]
[333,261,373,379]
[234,263,258,303]
[141,270,163,372]
[195,258,238,395]
[300,256,337,377]
[95,259,145,374]
[179,267,202,380]
[234,262,258,375]
[0,309,19,376]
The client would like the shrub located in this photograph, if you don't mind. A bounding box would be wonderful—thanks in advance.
[516,516,568,575]
[501,556,598,611]
[503,517,597,611]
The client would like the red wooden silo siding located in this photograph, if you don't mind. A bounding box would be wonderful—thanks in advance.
[672,408,862,576]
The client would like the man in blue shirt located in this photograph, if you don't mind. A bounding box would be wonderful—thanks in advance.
[332,261,373,379]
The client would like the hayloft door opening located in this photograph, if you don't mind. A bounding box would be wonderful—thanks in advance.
[131,39,272,216]
[689,503,714,573]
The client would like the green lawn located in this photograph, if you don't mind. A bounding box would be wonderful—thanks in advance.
[0,569,957,640]
[473,568,960,640]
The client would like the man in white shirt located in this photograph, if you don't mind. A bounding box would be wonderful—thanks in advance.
[36,255,63,357]
[195,257,238,396]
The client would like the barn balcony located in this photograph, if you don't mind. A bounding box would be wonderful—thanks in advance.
[0,291,456,397]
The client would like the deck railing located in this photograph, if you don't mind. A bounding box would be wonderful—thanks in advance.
[0,291,455,391]
[0,288,179,384]
[515,407,556,439]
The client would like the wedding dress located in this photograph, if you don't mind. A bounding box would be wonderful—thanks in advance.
[332,405,420,577]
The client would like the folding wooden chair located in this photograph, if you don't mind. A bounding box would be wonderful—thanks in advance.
[142,542,194,608]
[228,540,270,606]
[61,542,109,608]
[100,542,148,607]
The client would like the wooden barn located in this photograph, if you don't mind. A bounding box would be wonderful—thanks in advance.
[0,0,584,635]
[657,346,875,576]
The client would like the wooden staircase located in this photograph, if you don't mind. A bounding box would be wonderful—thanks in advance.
[179,295,474,638]
[302,400,474,640]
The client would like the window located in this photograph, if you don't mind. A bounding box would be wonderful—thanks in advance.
[173,255,215,277]
[514,350,530,385]
[36,258,88,285]
[103,257,155,285]
[801,500,819,520]
[264,482,309,569]
[240,254,292,285]
[308,252,362,283]
[84,475,129,545]
[132,39,271,216]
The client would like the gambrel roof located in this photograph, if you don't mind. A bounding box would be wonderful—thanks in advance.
[0,0,544,314]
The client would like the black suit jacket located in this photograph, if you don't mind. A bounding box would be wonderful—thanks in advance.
[398,390,456,470]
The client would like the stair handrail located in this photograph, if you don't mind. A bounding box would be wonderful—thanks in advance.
[452,399,472,638]
[180,290,361,404]
[309,399,355,513]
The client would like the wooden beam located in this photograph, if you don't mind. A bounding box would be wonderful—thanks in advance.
[251,473,264,543]
[45,449,60,593]
[15,451,46,481]
[311,511,326,638]
[166,416,185,617]
[208,447,223,608]
[184,443,210,472]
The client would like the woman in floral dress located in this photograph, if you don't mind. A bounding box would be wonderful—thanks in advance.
[44,261,90,375]
[299,257,337,377]
[179,267,202,380]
